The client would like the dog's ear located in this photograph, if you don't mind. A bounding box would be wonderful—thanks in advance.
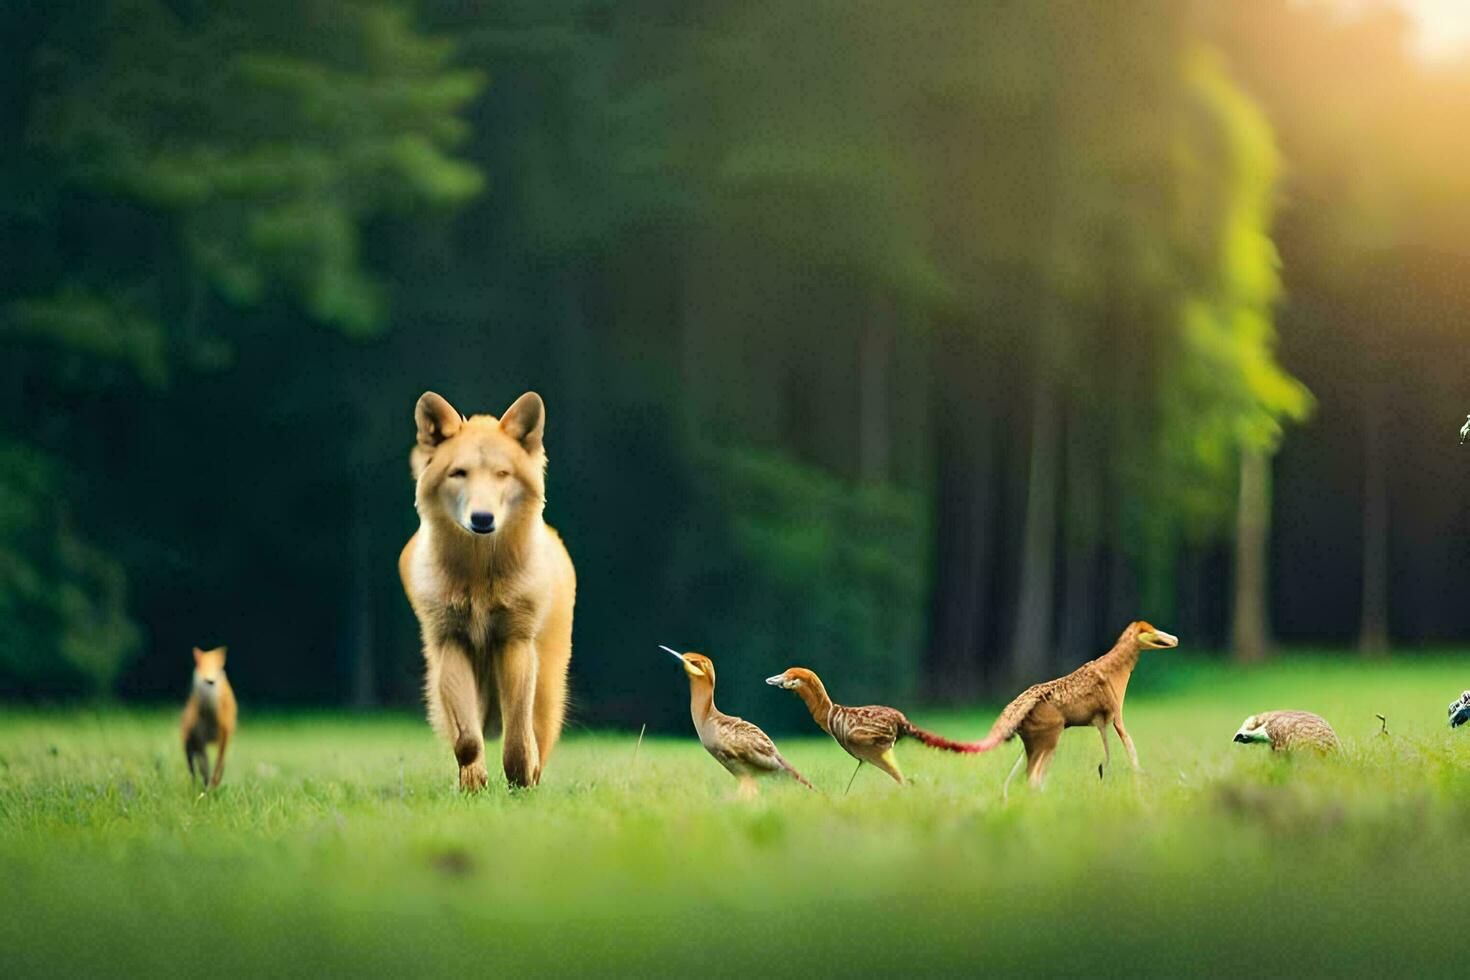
[413,393,461,480]
[500,391,545,452]
[216,646,227,666]
[415,391,461,448]
[192,646,203,665]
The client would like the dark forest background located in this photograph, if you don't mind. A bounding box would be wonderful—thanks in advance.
[3,1,1469,730]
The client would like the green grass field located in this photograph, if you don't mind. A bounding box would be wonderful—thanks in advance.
[5,655,1470,977]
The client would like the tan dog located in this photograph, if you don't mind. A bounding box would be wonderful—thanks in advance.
[399,391,576,790]
[181,646,236,789]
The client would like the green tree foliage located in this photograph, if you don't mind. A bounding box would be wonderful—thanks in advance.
[1127,47,1312,612]
[26,0,482,345]
[21,0,1450,711]
[1,0,482,692]
[0,442,138,695]
[638,2,1310,680]
[1212,1,1470,652]
[700,446,930,701]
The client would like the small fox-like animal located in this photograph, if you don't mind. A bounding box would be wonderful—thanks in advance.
[765,666,981,787]
[181,646,236,789]
[976,621,1177,798]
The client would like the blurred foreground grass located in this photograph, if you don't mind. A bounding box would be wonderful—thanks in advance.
[4,654,1470,976]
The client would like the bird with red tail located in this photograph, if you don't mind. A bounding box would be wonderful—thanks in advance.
[766,666,982,791]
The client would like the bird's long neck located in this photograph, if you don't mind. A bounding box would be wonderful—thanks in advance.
[688,676,716,727]
[793,676,836,733]
[1096,637,1141,695]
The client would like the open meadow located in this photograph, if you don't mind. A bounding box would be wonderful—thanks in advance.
[4,655,1469,977]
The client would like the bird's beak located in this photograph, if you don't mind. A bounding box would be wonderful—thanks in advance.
[765,674,788,688]
[659,644,704,678]
[1234,724,1267,744]
[1140,629,1179,649]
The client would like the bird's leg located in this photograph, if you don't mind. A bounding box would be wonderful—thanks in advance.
[1114,717,1140,772]
[872,748,905,785]
[844,759,863,795]
[1097,721,1111,780]
[1002,749,1025,803]
[736,774,759,800]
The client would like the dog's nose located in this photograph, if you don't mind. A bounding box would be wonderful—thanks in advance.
[204,678,216,686]
[469,512,495,534]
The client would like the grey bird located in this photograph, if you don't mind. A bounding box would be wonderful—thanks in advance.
[1233,710,1339,753]
[1448,691,1470,728]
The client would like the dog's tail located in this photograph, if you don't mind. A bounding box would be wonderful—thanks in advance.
[899,719,987,753]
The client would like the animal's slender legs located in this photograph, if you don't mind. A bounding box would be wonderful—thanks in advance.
[186,739,207,786]
[1114,716,1140,771]
[496,639,541,788]
[1027,728,1061,789]
[871,748,905,785]
[844,759,863,795]
[1028,747,1057,789]
[210,729,230,788]
[184,738,195,783]
[1002,749,1025,802]
[438,643,487,791]
[1097,721,1111,779]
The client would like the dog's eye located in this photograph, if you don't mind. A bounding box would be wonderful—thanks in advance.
[448,468,467,479]
[495,470,511,479]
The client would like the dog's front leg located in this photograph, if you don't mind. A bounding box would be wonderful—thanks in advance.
[439,642,487,792]
[496,638,540,787]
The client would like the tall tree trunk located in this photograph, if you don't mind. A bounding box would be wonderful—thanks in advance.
[1009,365,1060,685]
[922,322,991,703]
[1359,389,1390,655]
[857,294,893,484]
[1105,532,1135,640]
[1060,401,1100,668]
[1232,448,1271,663]
[1178,547,1208,648]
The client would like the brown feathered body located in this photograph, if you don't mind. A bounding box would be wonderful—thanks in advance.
[1236,710,1340,753]
[672,651,812,796]
[978,621,1178,795]
[767,667,980,784]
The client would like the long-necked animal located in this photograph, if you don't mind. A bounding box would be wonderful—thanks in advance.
[976,621,1178,798]
[399,391,576,790]
[765,666,980,789]
[662,646,811,797]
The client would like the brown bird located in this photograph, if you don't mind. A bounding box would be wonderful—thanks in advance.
[765,667,980,790]
[973,621,1179,798]
[661,646,812,797]
[1232,711,1340,753]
